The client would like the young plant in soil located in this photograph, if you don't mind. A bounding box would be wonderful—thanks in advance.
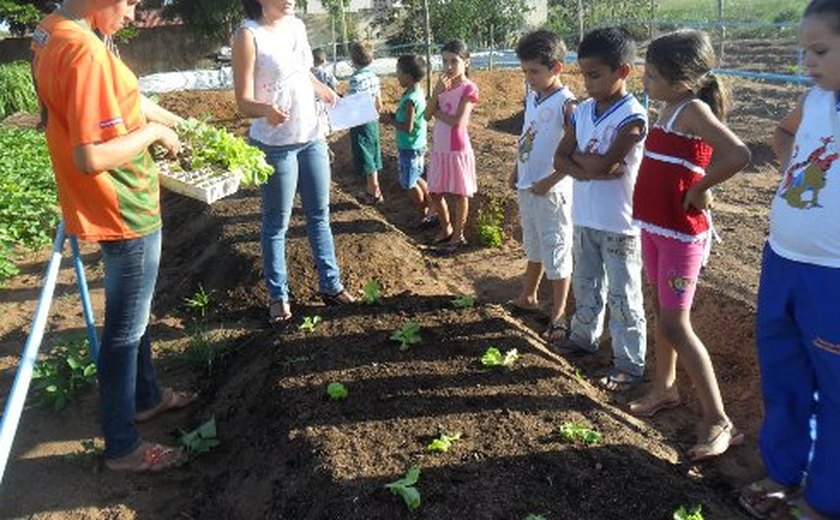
[299,315,322,333]
[63,439,103,469]
[180,417,221,456]
[326,382,348,401]
[361,279,381,305]
[557,422,603,445]
[384,465,421,512]
[476,198,505,248]
[183,284,212,317]
[426,431,462,453]
[451,294,476,309]
[523,515,548,520]
[32,337,97,411]
[184,322,232,376]
[480,346,519,368]
[390,321,422,351]
[673,505,704,520]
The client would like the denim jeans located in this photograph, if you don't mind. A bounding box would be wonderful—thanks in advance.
[255,138,343,302]
[570,226,647,376]
[98,229,163,459]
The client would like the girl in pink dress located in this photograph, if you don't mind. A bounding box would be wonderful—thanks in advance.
[424,39,479,249]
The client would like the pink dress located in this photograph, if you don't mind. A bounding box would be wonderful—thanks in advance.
[428,79,479,196]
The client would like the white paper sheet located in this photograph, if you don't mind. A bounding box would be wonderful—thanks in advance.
[327,92,379,133]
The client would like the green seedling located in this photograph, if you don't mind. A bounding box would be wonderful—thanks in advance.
[573,368,584,382]
[426,431,462,453]
[361,279,381,304]
[390,321,422,351]
[326,382,348,401]
[523,515,548,520]
[673,505,704,520]
[179,417,221,456]
[299,315,322,333]
[384,465,421,512]
[63,438,103,467]
[557,422,603,445]
[183,284,212,317]
[476,198,505,248]
[480,346,519,368]
[32,337,97,411]
[451,294,476,309]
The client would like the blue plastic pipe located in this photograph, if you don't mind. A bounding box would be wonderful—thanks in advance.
[69,236,99,360]
[0,222,67,484]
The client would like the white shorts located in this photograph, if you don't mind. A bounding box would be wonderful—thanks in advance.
[518,187,573,279]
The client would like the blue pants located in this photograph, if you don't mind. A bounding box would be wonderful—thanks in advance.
[98,229,163,459]
[255,138,344,303]
[756,244,840,517]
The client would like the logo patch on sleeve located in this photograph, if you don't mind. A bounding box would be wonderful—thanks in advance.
[99,117,124,129]
[32,27,50,46]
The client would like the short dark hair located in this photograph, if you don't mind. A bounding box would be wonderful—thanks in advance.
[313,48,327,65]
[349,41,374,67]
[397,54,426,82]
[516,29,567,68]
[241,0,262,21]
[577,27,636,70]
[804,0,840,32]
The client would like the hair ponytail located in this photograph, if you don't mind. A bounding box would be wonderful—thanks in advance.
[696,72,728,121]
[242,0,262,21]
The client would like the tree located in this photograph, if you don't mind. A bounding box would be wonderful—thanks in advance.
[162,0,244,40]
[546,0,654,41]
[0,0,44,37]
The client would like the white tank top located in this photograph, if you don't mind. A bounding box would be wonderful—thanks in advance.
[243,18,322,146]
[572,94,647,235]
[516,86,575,192]
[770,86,840,267]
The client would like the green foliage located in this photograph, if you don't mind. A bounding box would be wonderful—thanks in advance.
[480,346,519,368]
[171,118,273,186]
[524,515,548,520]
[451,294,476,309]
[179,417,221,456]
[545,0,652,39]
[426,431,461,453]
[184,284,212,317]
[384,465,422,512]
[0,61,39,120]
[162,0,243,39]
[32,337,97,411]
[476,199,504,248]
[326,382,348,401]
[361,279,381,305]
[557,422,603,445]
[63,439,104,467]
[390,321,422,351]
[113,24,140,43]
[299,315,322,333]
[0,1,42,37]
[673,505,704,520]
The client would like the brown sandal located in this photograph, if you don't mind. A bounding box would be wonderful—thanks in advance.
[739,479,800,519]
[135,387,198,423]
[268,300,292,325]
[321,290,356,306]
[105,442,186,472]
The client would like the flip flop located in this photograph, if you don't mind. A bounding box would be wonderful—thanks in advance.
[135,388,198,423]
[686,421,745,462]
[765,496,829,520]
[504,300,543,317]
[105,442,186,472]
[268,300,292,325]
[739,479,800,519]
[628,393,682,417]
[321,290,357,306]
[598,369,642,392]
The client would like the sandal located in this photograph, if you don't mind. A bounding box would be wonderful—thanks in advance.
[765,496,829,520]
[321,289,357,306]
[627,391,682,417]
[268,300,292,325]
[598,369,642,392]
[739,478,800,519]
[105,441,186,472]
[136,387,198,423]
[686,421,745,462]
[357,190,384,205]
[504,299,543,317]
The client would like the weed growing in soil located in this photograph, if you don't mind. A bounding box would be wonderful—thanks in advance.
[32,337,97,411]
[673,505,705,520]
[184,322,233,376]
[390,321,422,351]
[523,515,547,520]
[451,294,476,309]
[361,279,381,304]
[63,439,103,468]
[480,346,519,368]
[476,198,505,248]
[326,382,348,401]
[385,465,421,512]
[426,431,462,453]
[299,315,322,333]
[180,418,221,456]
[184,284,212,317]
[557,422,603,445]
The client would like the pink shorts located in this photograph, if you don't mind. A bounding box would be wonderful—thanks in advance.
[641,230,706,310]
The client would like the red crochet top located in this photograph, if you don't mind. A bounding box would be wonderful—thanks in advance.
[633,125,714,241]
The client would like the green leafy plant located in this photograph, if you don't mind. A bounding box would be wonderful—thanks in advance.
[557,422,603,445]
[326,382,348,401]
[480,346,519,368]
[0,61,39,120]
[179,417,221,456]
[183,284,212,317]
[451,294,476,309]
[426,431,462,453]
[476,198,505,248]
[390,321,422,351]
[673,505,704,520]
[32,338,97,411]
[299,315,322,333]
[384,465,421,512]
[63,438,104,467]
[523,515,548,520]
[361,279,381,304]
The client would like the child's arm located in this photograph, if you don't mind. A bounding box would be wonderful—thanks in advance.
[570,121,645,180]
[433,96,475,127]
[424,76,449,121]
[680,100,751,211]
[374,91,383,112]
[388,100,415,133]
[773,100,803,170]
[310,72,338,106]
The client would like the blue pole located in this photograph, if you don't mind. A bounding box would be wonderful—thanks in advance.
[0,221,67,484]
[69,236,99,360]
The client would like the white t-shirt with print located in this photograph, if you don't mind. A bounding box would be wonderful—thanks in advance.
[516,86,575,193]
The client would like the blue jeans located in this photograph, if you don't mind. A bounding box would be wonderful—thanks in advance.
[98,229,163,459]
[255,138,343,302]
[569,226,647,377]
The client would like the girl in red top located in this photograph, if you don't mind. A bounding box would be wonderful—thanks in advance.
[629,30,751,462]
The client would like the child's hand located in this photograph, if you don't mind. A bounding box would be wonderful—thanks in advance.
[266,105,290,126]
[379,112,394,125]
[530,176,556,196]
[683,185,713,211]
[433,75,450,97]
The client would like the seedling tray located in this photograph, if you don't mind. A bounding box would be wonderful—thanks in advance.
[157,161,240,204]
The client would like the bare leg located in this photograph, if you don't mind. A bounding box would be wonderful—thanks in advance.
[450,195,469,243]
[429,193,451,241]
[513,261,544,309]
[366,171,382,198]
[629,290,680,415]
[549,276,571,326]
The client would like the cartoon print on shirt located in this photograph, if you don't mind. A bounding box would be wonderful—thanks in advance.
[518,123,537,163]
[779,136,839,209]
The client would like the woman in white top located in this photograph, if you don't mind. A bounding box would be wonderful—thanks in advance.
[233,0,355,324]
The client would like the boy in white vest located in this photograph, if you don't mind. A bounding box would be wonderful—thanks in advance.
[554,27,647,391]
[508,29,577,346]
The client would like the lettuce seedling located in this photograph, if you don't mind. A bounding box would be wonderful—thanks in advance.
[480,346,519,368]
[523,515,548,520]
[557,422,602,445]
[673,505,704,520]
[385,465,421,511]
[299,315,322,333]
[179,417,221,456]
[390,321,422,351]
[451,294,476,309]
[361,279,381,304]
[326,382,348,401]
[426,431,462,453]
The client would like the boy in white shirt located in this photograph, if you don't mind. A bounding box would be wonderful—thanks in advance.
[554,27,647,390]
[508,29,577,345]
